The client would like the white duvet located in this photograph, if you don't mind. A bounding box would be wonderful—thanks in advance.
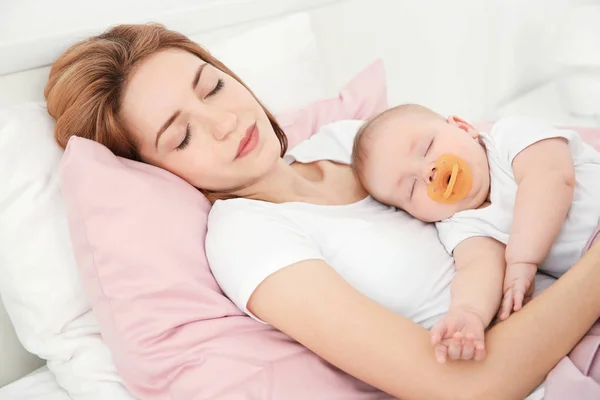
[0,367,70,400]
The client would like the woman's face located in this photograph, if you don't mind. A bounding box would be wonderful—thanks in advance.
[121,48,282,192]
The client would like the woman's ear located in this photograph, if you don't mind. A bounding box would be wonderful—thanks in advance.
[447,115,479,139]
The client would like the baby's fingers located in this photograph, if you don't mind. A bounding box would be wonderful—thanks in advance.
[460,335,475,361]
[448,332,464,361]
[434,343,449,364]
[474,341,486,361]
[498,288,514,321]
[512,279,532,312]
[430,321,448,345]
[513,287,525,312]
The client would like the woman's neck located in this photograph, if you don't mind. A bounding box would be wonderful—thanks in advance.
[235,159,367,205]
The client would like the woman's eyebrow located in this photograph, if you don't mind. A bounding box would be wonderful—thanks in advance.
[192,63,208,89]
[155,63,208,148]
[155,111,181,148]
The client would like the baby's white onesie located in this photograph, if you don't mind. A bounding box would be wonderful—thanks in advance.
[436,117,600,278]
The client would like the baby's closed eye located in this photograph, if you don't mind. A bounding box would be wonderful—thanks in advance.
[424,137,434,156]
[408,177,417,200]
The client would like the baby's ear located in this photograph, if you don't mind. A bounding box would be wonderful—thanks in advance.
[447,115,479,139]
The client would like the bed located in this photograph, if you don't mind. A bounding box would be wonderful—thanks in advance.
[0,0,585,397]
[0,368,70,400]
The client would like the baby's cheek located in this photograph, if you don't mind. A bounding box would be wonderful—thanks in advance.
[415,193,437,217]
[385,195,404,210]
[364,172,391,196]
[412,191,452,222]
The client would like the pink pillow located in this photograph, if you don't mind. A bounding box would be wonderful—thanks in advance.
[278,59,388,149]
[59,62,392,399]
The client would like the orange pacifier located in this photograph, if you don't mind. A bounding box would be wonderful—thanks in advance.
[427,154,472,204]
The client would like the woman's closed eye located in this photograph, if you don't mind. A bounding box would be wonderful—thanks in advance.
[176,79,224,151]
[205,78,224,98]
[176,123,192,151]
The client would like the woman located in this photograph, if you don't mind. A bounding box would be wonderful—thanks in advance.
[45,24,600,399]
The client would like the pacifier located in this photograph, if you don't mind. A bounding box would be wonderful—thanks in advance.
[427,154,472,204]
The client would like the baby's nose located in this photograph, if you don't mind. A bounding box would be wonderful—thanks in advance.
[429,167,437,183]
[423,165,437,183]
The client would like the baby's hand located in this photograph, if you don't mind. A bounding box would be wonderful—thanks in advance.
[430,307,486,363]
[498,262,537,320]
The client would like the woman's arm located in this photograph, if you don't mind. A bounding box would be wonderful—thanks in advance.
[249,242,600,400]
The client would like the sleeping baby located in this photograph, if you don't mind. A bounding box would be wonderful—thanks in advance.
[351,104,600,363]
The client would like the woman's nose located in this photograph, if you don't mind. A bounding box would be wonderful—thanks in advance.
[213,110,238,140]
[199,105,238,140]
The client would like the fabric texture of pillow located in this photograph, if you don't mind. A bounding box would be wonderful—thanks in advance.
[57,59,391,399]
[278,58,387,149]
[0,103,133,399]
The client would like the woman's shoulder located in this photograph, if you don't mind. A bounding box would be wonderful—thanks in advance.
[207,198,304,240]
[318,119,365,134]
[311,119,365,147]
[208,198,273,227]
[286,119,365,165]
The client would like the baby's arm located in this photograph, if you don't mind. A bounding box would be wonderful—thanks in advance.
[431,236,505,363]
[500,138,575,319]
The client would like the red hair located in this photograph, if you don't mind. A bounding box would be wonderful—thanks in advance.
[45,23,288,161]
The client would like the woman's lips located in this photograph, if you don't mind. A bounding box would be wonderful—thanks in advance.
[235,123,259,159]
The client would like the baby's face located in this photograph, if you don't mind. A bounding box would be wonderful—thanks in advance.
[361,113,490,222]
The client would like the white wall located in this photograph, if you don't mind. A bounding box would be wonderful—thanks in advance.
[0,0,589,120]
[0,0,343,75]
[312,0,588,120]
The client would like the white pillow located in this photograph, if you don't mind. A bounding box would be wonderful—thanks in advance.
[0,12,327,113]
[196,12,327,115]
[0,103,133,399]
[0,12,326,397]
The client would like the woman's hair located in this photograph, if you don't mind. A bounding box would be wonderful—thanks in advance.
[44,23,288,161]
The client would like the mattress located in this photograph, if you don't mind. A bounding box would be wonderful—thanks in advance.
[0,367,71,400]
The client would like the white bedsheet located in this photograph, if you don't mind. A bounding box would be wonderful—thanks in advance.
[0,366,71,400]
[527,384,546,400]
[0,366,545,400]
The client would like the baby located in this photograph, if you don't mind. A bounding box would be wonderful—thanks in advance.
[351,104,600,363]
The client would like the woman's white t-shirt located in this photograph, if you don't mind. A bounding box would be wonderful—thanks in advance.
[205,120,455,329]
